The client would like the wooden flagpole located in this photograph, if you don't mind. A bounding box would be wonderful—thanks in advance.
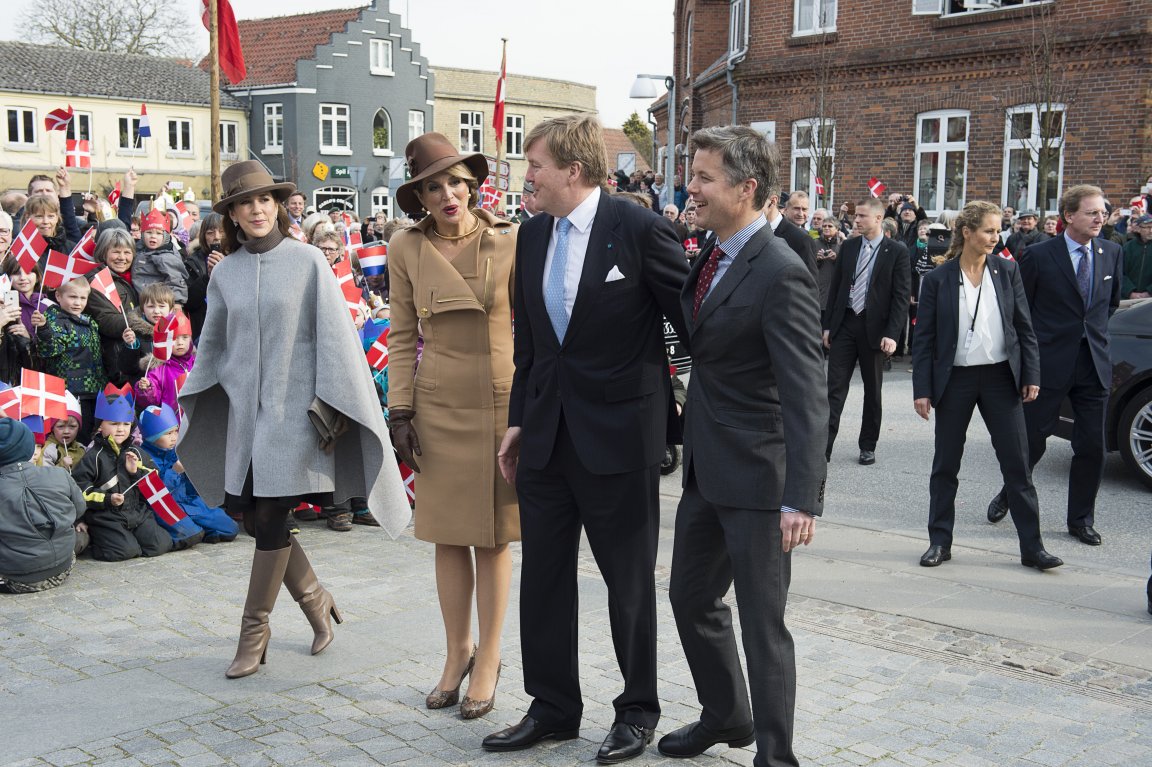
[209,0,222,202]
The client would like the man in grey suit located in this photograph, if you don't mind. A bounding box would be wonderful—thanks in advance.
[658,126,828,767]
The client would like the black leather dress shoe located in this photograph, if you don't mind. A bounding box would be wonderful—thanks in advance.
[1021,549,1064,570]
[1068,525,1102,545]
[859,450,876,465]
[657,721,756,758]
[987,495,1009,523]
[919,545,951,567]
[482,715,579,752]
[596,722,654,764]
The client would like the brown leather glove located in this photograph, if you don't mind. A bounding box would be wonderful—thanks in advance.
[388,409,421,472]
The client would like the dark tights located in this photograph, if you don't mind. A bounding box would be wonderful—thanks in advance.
[226,470,292,552]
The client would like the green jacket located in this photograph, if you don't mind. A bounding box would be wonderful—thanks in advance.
[1121,237,1152,297]
[35,307,107,395]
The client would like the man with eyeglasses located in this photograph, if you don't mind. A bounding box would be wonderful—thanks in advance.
[987,185,1123,547]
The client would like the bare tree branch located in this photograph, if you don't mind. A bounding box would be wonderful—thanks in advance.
[20,0,195,58]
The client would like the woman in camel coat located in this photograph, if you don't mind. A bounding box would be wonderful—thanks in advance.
[387,133,518,720]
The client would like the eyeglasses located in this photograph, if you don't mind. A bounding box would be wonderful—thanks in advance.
[318,245,342,254]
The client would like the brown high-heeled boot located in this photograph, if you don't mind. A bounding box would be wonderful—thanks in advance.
[282,537,343,655]
[226,545,292,679]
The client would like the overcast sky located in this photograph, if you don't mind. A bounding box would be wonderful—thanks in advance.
[2,0,674,128]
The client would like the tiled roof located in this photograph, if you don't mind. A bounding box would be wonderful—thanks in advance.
[210,6,365,88]
[0,42,244,109]
[603,128,652,174]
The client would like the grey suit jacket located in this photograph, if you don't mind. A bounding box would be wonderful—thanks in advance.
[679,225,828,513]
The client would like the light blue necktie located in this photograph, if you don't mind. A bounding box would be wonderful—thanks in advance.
[545,217,572,341]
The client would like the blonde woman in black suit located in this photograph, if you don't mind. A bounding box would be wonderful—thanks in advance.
[911,201,1062,571]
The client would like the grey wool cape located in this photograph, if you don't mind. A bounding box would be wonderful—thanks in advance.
[177,232,410,538]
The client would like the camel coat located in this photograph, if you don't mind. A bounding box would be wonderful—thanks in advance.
[387,209,519,547]
[178,232,410,539]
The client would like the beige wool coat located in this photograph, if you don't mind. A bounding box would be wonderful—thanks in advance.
[387,208,519,547]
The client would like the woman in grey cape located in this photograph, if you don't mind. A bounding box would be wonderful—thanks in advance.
[178,161,409,679]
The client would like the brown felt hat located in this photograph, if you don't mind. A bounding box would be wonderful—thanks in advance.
[213,160,297,214]
[396,132,489,215]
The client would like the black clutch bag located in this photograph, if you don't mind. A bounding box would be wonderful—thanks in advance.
[308,398,349,454]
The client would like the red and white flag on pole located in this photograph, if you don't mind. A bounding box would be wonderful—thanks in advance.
[366,328,389,371]
[398,460,416,505]
[89,268,124,313]
[20,370,68,421]
[331,257,362,319]
[174,201,195,232]
[44,105,73,132]
[0,383,21,418]
[492,45,506,144]
[65,139,91,169]
[151,314,180,361]
[70,228,97,261]
[42,249,99,290]
[867,177,887,198]
[108,181,122,209]
[201,0,247,85]
[11,221,47,274]
[345,229,363,260]
[814,177,825,195]
[139,470,188,525]
[996,246,1015,262]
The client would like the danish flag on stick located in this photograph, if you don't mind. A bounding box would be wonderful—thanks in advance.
[366,328,389,371]
[42,249,99,290]
[815,177,825,195]
[867,177,886,198]
[398,460,416,505]
[0,382,21,418]
[20,370,69,421]
[11,221,47,274]
[65,139,91,169]
[108,181,122,209]
[332,257,363,319]
[44,105,73,131]
[139,470,188,524]
[89,268,124,313]
[70,228,97,261]
[996,247,1015,262]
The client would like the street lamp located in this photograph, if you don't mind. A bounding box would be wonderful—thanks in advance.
[630,74,676,200]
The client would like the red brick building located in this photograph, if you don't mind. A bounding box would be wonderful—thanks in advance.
[657,0,1150,218]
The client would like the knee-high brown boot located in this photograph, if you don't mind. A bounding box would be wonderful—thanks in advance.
[282,537,343,655]
[226,545,292,679]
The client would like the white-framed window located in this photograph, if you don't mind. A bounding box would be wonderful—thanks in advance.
[369,39,394,75]
[67,112,93,143]
[939,0,1049,17]
[914,110,968,216]
[912,0,942,13]
[219,121,239,160]
[794,0,837,35]
[167,118,192,154]
[320,103,351,154]
[371,187,391,218]
[264,103,283,153]
[6,107,36,147]
[728,0,746,54]
[118,116,145,152]
[373,108,392,155]
[505,192,522,218]
[408,110,425,141]
[683,12,694,80]
[790,118,835,204]
[1003,104,1064,213]
[505,114,524,157]
[459,110,482,153]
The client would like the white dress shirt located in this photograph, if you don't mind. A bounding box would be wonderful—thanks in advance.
[954,264,1008,367]
[542,187,601,319]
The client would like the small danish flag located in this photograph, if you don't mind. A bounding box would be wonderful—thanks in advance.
[89,268,124,313]
[398,460,416,504]
[139,470,188,524]
[11,220,47,274]
[108,181,122,209]
[366,328,389,371]
[996,247,1015,262]
[867,177,886,198]
[175,201,195,232]
[20,370,69,421]
[42,249,99,290]
[44,105,73,132]
[0,382,21,418]
[815,177,825,195]
[65,139,91,169]
[70,228,97,261]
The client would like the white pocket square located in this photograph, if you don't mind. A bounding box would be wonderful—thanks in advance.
[1104,275,1112,280]
[605,266,626,282]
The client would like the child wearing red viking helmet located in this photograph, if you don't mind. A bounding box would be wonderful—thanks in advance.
[134,311,194,414]
[132,208,189,306]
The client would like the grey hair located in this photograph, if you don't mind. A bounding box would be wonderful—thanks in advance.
[690,125,779,210]
[94,228,136,264]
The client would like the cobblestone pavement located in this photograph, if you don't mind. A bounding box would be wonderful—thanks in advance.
[3,498,1151,767]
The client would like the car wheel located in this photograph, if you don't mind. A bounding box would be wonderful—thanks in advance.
[660,445,680,476]
[1117,388,1152,490]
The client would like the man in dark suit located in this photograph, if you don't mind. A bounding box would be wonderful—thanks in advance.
[763,189,818,286]
[823,198,911,464]
[657,126,827,767]
[987,185,1123,545]
[486,114,689,764]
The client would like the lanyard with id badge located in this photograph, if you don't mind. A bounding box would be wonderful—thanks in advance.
[962,264,988,352]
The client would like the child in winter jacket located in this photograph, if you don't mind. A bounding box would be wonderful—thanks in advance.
[71,387,176,561]
[33,277,106,443]
[132,209,189,305]
[139,405,237,544]
[41,395,87,473]
[134,310,194,413]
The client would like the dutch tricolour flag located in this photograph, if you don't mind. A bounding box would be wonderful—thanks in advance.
[358,244,388,277]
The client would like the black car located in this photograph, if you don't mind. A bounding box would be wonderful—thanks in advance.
[1057,298,1152,489]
